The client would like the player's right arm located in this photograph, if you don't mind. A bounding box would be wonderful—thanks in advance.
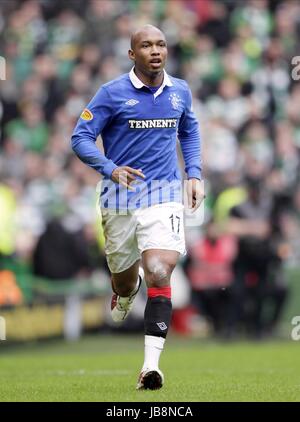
[71,86,118,178]
[71,87,145,188]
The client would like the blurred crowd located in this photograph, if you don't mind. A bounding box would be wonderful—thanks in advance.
[1,0,300,338]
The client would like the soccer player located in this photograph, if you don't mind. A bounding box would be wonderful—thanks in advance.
[71,25,204,390]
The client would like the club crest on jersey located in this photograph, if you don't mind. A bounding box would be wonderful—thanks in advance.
[125,99,139,106]
[80,108,93,121]
[169,93,181,110]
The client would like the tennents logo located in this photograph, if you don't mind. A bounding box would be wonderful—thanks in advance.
[128,118,178,129]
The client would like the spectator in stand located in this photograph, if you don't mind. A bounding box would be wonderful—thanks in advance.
[184,218,237,335]
[33,218,92,281]
[5,101,49,152]
[225,176,273,338]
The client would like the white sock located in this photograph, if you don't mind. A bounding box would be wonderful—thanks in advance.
[142,335,165,371]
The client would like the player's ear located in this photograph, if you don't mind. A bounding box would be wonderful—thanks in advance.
[128,49,135,62]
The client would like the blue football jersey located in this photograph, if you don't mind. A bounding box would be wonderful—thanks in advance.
[71,68,201,209]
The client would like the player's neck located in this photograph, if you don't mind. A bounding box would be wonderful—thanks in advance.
[134,67,164,87]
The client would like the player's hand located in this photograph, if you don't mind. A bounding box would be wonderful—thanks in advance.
[111,166,145,191]
[187,178,205,212]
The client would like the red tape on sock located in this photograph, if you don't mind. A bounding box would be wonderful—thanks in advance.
[148,286,171,299]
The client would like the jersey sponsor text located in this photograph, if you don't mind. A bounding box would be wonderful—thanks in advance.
[128,118,178,129]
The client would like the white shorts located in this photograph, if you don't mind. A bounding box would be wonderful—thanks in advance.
[101,202,186,274]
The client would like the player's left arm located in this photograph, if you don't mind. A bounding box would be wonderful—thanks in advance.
[178,85,205,211]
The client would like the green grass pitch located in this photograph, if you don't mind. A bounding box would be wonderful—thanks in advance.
[0,334,299,402]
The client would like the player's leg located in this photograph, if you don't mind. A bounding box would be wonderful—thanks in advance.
[134,202,185,389]
[110,260,144,322]
[111,260,140,297]
[137,249,179,390]
[101,209,143,322]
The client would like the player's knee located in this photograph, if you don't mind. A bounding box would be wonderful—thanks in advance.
[144,260,175,288]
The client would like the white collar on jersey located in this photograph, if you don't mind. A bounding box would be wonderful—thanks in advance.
[129,67,173,99]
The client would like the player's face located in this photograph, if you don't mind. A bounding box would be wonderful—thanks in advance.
[129,29,168,77]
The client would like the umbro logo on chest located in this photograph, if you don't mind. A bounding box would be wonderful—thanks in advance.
[125,99,139,106]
